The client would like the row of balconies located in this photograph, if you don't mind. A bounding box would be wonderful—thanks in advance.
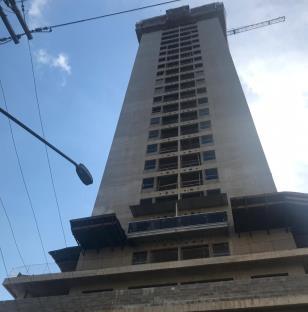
[127,211,228,241]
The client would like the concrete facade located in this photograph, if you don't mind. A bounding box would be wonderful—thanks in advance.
[1,3,308,312]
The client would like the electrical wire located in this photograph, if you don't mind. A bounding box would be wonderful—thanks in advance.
[21,1,67,248]
[0,0,182,42]
[0,79,50,270]
[0,196,28,271]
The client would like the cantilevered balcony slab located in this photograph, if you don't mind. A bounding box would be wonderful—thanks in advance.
[232,191,308,233]
[49,246,81,272]
[127,211,228,242]
[70,213,126,250]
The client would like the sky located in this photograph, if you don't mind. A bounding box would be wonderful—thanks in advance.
[0,0,307,300]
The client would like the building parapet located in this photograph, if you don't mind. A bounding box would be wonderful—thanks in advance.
[135,3,226,42]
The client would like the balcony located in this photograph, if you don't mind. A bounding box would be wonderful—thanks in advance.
[181,137,200,150]
[157,174,178,191]
[160,141,178,154]
[231,191,308,234]
[181,171,203,187]
[158,157,178,171]
[127,211,228,241]
[181,153,201,167]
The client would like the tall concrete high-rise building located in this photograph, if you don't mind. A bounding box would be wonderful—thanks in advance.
[2,3,308,312]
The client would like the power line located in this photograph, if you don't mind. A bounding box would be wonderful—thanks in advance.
[0,196,28,271]
[0,79,50,270]
[0,0,182,42]
[21,2,67,247]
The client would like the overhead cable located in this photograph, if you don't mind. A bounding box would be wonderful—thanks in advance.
[0,0,182,42]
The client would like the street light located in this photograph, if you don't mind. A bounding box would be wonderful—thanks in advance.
[0,106,93,185]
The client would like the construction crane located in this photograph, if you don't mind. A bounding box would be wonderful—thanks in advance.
[227,16,285,36]
[0,4,286,45]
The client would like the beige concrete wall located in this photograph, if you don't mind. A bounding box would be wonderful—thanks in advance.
[198,18,276,197]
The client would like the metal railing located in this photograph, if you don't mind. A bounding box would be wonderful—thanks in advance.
[128,211,228,233]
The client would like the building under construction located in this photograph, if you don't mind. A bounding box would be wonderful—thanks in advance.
[1,2,308,312]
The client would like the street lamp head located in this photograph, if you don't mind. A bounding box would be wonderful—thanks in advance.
[76,163,93,185]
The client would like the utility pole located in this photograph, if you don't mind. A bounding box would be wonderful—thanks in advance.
[0,0,32,44]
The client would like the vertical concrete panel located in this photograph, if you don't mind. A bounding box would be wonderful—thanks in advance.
[93,31,161,227]
[198,18,276,197]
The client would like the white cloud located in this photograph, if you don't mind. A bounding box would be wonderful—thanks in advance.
[36,49,71,75]
[28,0,49,28]
[29,0,48,17]
[239,53,308,192]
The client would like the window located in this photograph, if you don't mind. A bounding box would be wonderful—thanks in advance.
[200,120,211,129]
[198,97,208,105]
[197,87,207,94]
[157,64,165,69]
[166,61,179,68]
[166,68,179,75]
[251,273,288,279]
[157,71,164,76]
[167,48,179,55]
[181,72,194,80]
[156,78,164,85]
[205,168,218,180]
[181,245,209,260]
[196,78,205,86]
[154,87,163,94]
[161,127,178,139]
[181,123,199,135]
[152,106,161,114]
[163,103,178,113]
[181,99,197,110]
[180,65,194,72]
[158,57,165,62]
[199,108,209,116]
[212,243,230,257]
[181,137,200,150]
[181,52,193,58]
[153,96,162,103]
[142,178,154,189]
[151,248,178,263]
[181,171,203,187]
[157,175,177,191]
[181,80,195,89]
[201,134,213,144]
[195,63,203,69]
[150,117,160,125]
[165,76,179,83]
[144,160,156,170]
[195,70,204,78]
[148,130,159,139]
[132,251,147,265]
[194,56,202,61]
[181,153,201,167]
[165,84,179,92]
[160,141,178,153]
[167,54,179,61]
[180,58,193,65]
[181,111,198,122]
[147,144,157,153]
[164,93,179,102]
[162,114,178,125]
[193,50,201,55]
[203,150,216,161]
[180,89,195,99]
[158,157,178,171]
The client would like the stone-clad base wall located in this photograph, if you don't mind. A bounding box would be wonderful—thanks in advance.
[1,276,308,312]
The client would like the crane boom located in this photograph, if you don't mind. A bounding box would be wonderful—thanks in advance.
[227,16,285,36]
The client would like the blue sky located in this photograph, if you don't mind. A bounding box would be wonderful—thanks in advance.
[0,0,308,300]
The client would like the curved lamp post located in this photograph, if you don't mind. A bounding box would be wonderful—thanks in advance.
[0,106,93,185]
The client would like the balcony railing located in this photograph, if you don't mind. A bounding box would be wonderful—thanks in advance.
[128,211,228,234]
[159,163,178,171]
[181,179,203,187]
[157,182,178,191]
